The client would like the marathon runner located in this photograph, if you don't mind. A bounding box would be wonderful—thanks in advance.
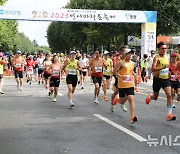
[110,47,127,112]
[79,53,89,89]
[102,50,113,101]
[61,51,81,109]
[113,48,137,124]
[89,49,106,104]
[0,52,8,94]
[145,42,176,121]
[12,50,26,90]
[26,55,35,85]
[37,52,45,85]
[169,52,180,108]
[48,55,62,102]
[43,53,52,90]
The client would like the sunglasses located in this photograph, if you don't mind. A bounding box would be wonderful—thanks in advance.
[161,48,167,50]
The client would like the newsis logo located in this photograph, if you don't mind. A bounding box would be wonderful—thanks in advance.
[0,10,4,15]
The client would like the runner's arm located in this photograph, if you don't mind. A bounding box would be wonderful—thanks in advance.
[113,61,123,78]
[88,59,92,76]
[61,59,68,73]
[77,61,82,71]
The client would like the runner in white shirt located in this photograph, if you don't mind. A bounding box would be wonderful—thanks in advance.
[145,50,155,82]
[79,53,89,89]
[37,52,45,85]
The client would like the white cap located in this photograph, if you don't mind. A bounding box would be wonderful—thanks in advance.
[70,51,76,54]
[103,51,109,55]
[16,50,22,54]
[124,49,133,54]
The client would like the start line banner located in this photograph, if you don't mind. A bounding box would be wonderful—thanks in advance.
[0,7,157,23]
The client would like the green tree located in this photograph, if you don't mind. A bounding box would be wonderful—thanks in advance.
[0,20,18,52]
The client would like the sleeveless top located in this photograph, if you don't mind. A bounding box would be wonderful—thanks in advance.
[118,60,135,88]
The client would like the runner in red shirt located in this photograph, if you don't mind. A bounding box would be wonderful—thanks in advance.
[26,55,35,85]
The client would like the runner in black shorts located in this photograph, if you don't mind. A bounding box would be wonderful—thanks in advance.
[61,51,81,109]
[49,55,61,102]
[92,76,102,87]
[89,49,106,104]
[145,41,176,121]
[66,74,78,87]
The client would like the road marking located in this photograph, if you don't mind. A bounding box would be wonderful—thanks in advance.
[93,114,148,142]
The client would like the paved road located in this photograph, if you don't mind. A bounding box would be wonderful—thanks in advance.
[0,77,180,154]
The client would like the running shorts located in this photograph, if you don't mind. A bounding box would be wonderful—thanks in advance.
[66,74,78,87]
[92,76,102,87]
[44,72,51,79]
[119,87,134,98]
[153,77,171,93]
[50,77,60,87]
[15,71,23,78]
[170,80,180,90]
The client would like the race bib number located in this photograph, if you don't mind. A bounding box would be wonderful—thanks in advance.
[123,75,133,83]
[28,66,33,71]
[103,68,109,73]
[53,70,60,76]
[69,69,77,75]
[16,64,21,68]
[39,64,43,69]
[46,66,49,71]
[159,68,168,76]
[170,75,176,81]
[82,68,87,72]
[95,67,102,73]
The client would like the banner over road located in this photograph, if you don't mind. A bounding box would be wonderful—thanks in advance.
[0,7,157,23]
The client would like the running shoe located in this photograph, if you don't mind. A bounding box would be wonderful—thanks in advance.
[53,98,56,102]
[172,104,176,108]
[110,104,115,112]
[45,85,48,90]
[81,87,84,89]
[70,103,75,109]
[0,90,4,94]
[48,92,51,96]
[135,87,139,92]
[167,114,176,121]
[20,87,22,91]
[29,82,32,85]
[112,96,118,105]
[20,86,23,91]
[38,81,40,85]
[130,116,138,124]
[27,79,29,83]
[50,93,53,99]
[104,96,108,101]
[145,94,151,104]
[94,98,99,104]
[120,104,127,112]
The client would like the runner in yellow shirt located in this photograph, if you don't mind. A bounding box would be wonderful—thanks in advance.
[102,51,113,101]
[61,51,81,109]
[145,41,176,121]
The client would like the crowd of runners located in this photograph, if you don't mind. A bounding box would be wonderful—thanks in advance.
[0,42,180,124]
